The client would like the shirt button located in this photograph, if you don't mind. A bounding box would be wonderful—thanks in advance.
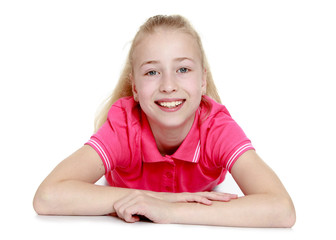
[165,186,172,191]
[166,172,173,179]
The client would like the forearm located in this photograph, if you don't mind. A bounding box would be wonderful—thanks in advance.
[33,180,135,216]
[170,194,296,228]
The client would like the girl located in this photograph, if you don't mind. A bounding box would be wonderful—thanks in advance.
[33,15,296,227]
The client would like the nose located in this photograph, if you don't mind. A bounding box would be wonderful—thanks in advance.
[159,73,178,93]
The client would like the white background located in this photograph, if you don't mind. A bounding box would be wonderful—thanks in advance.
[1,0,335,239]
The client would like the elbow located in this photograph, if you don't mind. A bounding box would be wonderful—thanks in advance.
[33,185,56,215]
[284,201,296,228]
[274,196,296,228]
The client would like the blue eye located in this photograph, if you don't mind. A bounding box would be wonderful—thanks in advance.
[146,70,158,76]
[178,68,189,73]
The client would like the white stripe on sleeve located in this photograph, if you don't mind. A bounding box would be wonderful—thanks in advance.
[226,143,253,170]
[87,139,111,172]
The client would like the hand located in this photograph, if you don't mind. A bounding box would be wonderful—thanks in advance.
[152,191,238,205]
[113,190,238,223]
[113,190,174,223]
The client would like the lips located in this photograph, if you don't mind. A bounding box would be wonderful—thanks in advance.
[155,98,186,110]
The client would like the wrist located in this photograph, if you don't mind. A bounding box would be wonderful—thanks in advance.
[167,202,214,225]
[167,202,189,224]
[164,201,180,224]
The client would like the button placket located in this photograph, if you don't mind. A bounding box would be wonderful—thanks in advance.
[165,171,173,179]
[163,157,175,192]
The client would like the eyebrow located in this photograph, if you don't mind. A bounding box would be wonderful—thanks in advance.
[140,60,160,68]
[174,57,195,63]
[139,57,195,68]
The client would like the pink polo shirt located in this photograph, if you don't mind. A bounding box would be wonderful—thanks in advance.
[85,96,254,193]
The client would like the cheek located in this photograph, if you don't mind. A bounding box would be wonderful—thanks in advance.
[183,75,204,94]
[136,81,156,100]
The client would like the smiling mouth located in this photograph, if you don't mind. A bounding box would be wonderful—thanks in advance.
[155,99,185,109]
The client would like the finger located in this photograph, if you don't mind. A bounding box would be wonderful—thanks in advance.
[114,191,152,222]
[198,192,238,202]
[215,192,239,199]
[114,191,144,219]
[122,203,148,223]
[114,196,138,220]
[124,211,140,223]
[189,195,213,205]
[115,200,141,223]
[176,194,213,205]
[229,193,239,199]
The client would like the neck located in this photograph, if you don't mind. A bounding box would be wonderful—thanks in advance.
[149,116,195,156]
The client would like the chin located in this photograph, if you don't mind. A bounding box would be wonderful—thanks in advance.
[157,114,195,129]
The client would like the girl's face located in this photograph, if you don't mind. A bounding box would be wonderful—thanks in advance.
[131,28,206,131]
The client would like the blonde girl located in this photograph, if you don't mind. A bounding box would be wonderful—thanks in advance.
[33,15,295,227]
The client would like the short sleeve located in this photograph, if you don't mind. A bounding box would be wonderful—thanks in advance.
[206,114,254,173]
[85,104,132,174]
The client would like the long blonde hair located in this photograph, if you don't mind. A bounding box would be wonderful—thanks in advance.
[94,15,221,132]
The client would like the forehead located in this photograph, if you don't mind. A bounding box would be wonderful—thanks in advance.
[132,29,202,67]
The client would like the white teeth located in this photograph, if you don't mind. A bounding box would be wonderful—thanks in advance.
[158,100,183,108]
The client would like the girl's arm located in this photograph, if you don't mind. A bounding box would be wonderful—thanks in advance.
[33,145,132,215]
[170,150,296,227]
[114,150,296,227]
[33,145,235,216]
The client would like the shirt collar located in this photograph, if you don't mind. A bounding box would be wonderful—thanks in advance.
[141,109,201,163]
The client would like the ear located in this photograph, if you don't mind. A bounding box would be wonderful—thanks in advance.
[129,73,138,102]
[201,68,207,95]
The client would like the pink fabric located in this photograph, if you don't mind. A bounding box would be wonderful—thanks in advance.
[85,96,254,193]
